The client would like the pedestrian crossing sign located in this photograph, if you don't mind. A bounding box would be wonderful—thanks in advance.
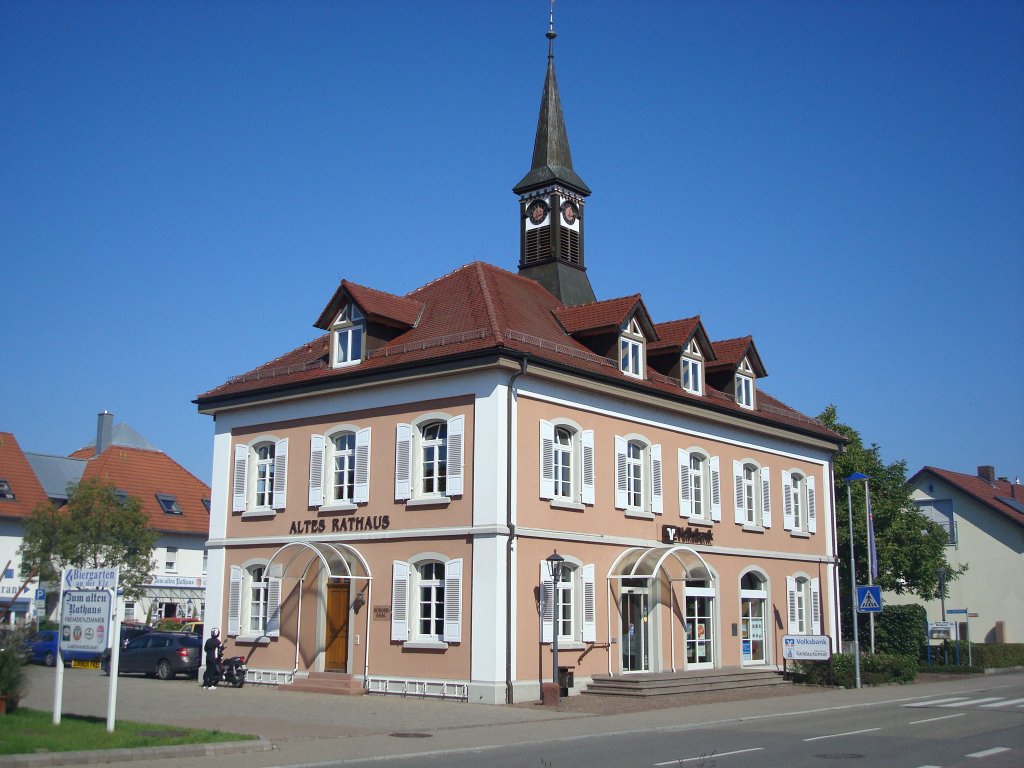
[857,585,882,613]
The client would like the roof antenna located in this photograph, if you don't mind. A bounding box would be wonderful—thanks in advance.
[547,0,556,59]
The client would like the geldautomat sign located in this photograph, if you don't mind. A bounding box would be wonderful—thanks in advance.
[782,634,831,660]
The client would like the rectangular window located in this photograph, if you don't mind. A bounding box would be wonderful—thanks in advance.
[915,499,957,546]
[165,546,178,573]
[202,549,208,574]
[0,480,14,500]
[681,358,702,394]
[155,493,181,514]
[620,338,642,378]
[736,374,754,408]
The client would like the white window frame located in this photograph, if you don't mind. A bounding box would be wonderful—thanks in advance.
[232,437,289,516]
[390,555,463,647]
[734,460,764,527]
[395,415,464,502]
[308,427,372,508]
[227,561,281,639]
[540,559,596,645]
[330,303,365,368]
[619,317,645,379]
[735,357,755,409]
[786,575,821,636]
[782,470,816,534]
[681,339,703,395]
[164,546,178,573]
[679,448,720,522]
[615,435,663,516]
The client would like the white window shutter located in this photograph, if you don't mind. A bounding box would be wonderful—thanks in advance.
[308,435,325,508]
[760,466,772,528]
[651,444,663,515]
[443,558,463,643]
[786,575,798,635]
[581,430,595,505]
[539,420,555,500]
[391,561,409,642]
[810,578,821,635]
[394,423,412,501]
[614,436,628,510]
[539,561,553,643]
[733,460,745,524]
[232,444,248,513]
[710,455,722,522]
[678,449,691,517]
[266,577,282,637]
[446,415,464,497]
[806,475,817,533]
[782,471,794,530]
[272,438,288,510]
[354,427,371,503]
[581,564,596,643]
[227,565,242,636]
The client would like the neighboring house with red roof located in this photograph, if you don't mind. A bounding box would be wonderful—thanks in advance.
[895,465,1024,644]
[0,413,211,627]
[195,25,845,702]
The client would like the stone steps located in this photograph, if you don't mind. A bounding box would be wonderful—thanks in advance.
[583,667,790,697]
[281,671,365,696]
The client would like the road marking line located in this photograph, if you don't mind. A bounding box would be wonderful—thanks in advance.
[966,747,1010,758]
[908,713,966,725]
[804,727,880,742]
[940,697,1004,707]
[904,697,970,707]
[980,697,1024,708]
[655,747,764,765]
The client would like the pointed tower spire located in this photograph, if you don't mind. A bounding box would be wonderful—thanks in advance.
[514,2,596,306]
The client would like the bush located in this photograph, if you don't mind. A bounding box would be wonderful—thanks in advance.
[873,604,928,657]
[0,643,28,710]
[971,643,1024,668]
[793,652,918,688]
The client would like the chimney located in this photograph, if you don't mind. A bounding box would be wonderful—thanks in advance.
[977,465,996,484]
[96,411,114,457]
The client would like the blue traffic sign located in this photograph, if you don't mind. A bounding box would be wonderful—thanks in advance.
[857,585,882,613]
[35,589,45,601]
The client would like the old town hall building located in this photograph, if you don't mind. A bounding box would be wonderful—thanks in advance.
[196,23,844,704]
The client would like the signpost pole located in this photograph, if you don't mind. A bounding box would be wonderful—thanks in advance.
[52,575,65,726]
[106,583,121,733]
[845,476,864,690]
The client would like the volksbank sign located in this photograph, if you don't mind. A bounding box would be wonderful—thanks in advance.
[782,634,832,660]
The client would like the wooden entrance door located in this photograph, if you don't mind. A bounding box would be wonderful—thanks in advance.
[326,582,350,671]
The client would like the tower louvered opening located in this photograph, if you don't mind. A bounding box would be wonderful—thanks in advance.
[559,228,581,265]
[523,226,552,265]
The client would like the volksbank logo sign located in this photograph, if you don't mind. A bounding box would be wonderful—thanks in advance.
[782,634,832,660]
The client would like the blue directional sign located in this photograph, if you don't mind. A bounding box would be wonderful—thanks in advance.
[857,585,882,613]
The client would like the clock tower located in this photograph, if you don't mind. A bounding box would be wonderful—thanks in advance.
[513,13,596,306]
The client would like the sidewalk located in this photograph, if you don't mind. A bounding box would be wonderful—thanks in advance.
[7,665,1019,768]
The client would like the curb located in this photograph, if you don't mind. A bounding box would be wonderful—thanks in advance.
[0,736,272,768]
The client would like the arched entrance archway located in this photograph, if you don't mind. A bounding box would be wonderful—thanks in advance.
[263,542,373,679]
[606,545,715,674]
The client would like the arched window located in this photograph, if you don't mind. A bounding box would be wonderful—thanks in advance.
[227,562,281,639]
[232,438,288,515]
[733,460,771,528]
[308,428,371,507]
[783,470,817,533]
[539,420,595,506]
[540,559,596,644]
[678,448,721,522]
[390,556,463,646]
[786,575,820,635]
[394,416,465,501]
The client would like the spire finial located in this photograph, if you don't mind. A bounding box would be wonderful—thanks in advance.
[547,0,556,58]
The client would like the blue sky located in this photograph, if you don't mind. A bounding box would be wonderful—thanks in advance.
[2,1,1022,487]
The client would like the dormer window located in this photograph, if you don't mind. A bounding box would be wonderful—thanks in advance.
[155,493,181,515]
[736,357,755,409]
[330,304,365,368]
[619,317,645,379]
[681,339,703,395]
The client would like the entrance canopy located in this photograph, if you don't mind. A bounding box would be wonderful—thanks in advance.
[265,541,371,583]
[607,545,712,583]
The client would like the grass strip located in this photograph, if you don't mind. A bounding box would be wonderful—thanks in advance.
[0,707,255,755]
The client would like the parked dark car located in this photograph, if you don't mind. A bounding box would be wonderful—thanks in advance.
[101,631,201,680]
[26,629,102,666]
[116,622,152,649]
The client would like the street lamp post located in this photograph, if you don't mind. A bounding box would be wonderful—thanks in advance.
[846,472,868,690]
[546,550,564,703]
[864,477,875,655]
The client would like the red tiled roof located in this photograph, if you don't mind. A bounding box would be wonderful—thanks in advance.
[0,432,51,519]
[708,336,767,377]
[196,261,839,442]
[912,466,1024,530]
[80,446,210,536]
[314,279,423,330]
[553,295,644,335]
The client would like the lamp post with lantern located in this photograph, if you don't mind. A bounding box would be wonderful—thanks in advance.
[545,550,564,702]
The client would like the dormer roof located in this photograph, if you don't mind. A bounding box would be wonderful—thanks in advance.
[553,295,658,340]
[649,316,716,360]
[315,279,423,331]
[708,336,767,378]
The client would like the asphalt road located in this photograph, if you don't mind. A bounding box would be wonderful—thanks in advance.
[13,665,1024,768]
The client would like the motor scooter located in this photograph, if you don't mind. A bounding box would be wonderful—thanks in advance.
[208,646,248,688]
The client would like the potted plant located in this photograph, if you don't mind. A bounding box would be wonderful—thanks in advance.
[0,640,27,715]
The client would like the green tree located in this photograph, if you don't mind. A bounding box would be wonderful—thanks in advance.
[818,406,965,639]
[18,478,158,600]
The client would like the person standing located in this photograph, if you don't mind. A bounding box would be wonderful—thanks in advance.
[202,628,223,690]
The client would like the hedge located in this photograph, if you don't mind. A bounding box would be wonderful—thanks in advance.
[793,652,918,688]
[923,643,1024,669]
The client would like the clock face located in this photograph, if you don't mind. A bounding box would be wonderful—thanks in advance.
[561,201,580,225]
[526,199,550,225]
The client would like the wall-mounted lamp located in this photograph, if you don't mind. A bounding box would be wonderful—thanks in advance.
[353,590,366,613]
